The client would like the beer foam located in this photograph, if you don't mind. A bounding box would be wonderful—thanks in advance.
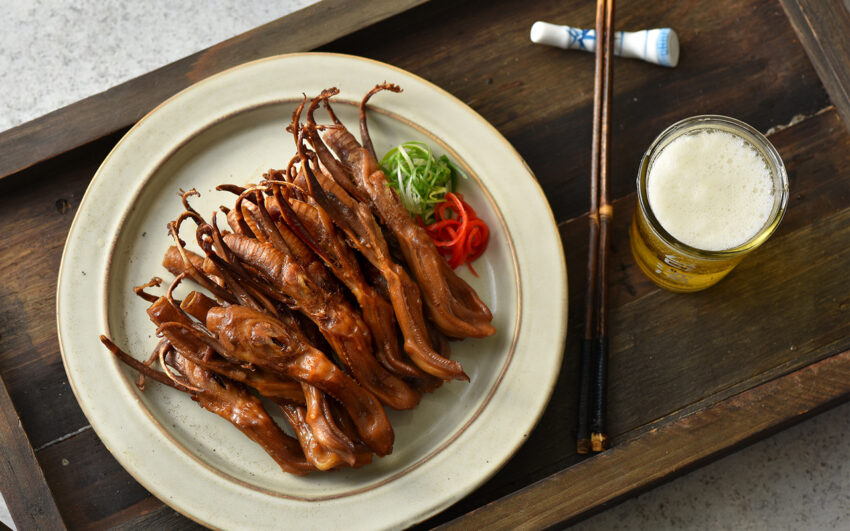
[647,129,775,251]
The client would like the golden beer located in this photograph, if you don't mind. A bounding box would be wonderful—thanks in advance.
[630,115,788,292]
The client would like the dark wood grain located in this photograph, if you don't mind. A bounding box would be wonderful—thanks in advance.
[0,133,122,450]
[37,427,204,530]
[414,106,850,529]
[580,107,850,438]
[321,0,830,222]
[0,374,65,530]
[779,0,850,129]
[0,0,428,181]
[439,349,850,530]
[0,0,846,528]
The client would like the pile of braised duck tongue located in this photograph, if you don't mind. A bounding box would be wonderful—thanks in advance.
[100,85,495,474]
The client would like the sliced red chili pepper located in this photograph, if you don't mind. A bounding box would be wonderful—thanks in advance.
[421,192,490,275]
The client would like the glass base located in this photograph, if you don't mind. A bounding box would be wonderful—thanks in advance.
[629,220,734,292]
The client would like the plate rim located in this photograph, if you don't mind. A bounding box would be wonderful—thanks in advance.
[56,52,567,529]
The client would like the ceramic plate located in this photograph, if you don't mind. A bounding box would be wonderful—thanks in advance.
[57,53,567,530]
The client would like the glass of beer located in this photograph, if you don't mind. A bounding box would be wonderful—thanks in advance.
[630,115,789,292]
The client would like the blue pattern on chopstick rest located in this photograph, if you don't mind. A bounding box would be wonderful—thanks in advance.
[530,22,679,68]
[657,28,671,67]
[568,27,595,50]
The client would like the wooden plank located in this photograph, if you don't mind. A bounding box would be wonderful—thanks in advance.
[606,207,850,433]
[779,0,850,129]
[0,0,429,181]
[107,503,204,531]
[437,349,850,530]
[0,374,65,530]
[37,428,198,529]
[0,133,121,450]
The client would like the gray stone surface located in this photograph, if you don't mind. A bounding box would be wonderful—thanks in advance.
[0,0,316,131]
[574,401,850,530]
[1,2,848,530]
[0,491,11,531]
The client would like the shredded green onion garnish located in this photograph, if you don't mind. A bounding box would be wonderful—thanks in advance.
[380,141,467,224]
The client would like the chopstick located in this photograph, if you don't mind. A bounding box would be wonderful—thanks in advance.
[576,0,614,455]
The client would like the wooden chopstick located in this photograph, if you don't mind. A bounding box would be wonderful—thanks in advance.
[591,0,615,453]
[576,0,615,455]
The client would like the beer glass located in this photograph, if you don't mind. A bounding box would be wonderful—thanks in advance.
[630,115,789,292]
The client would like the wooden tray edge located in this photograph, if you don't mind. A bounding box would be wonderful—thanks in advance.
[0,374,66,530]
[779,0,850,130]
[437,348,850,529]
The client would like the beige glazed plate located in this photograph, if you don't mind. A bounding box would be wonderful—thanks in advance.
[57,53,567,530]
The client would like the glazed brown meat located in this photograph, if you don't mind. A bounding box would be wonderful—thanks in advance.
[277,402,373,471]
[167,351,315,475]
[204,304,395,456]
[149,294,306,405]
[221,233,421,410]
[128,275,378,469]
[100,84,498,477]
[99,335,313,476]
[163,244,204,278]
[320,86,495,339]
[271,193,425,379]
[148,292,306,405]
[164,214,381,460]
[300,383,359,465]
[296,127,468,381]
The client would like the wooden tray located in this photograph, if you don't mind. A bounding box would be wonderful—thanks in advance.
[1,0,848,528]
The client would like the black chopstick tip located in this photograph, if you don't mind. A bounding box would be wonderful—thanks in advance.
[577,438,592,454]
